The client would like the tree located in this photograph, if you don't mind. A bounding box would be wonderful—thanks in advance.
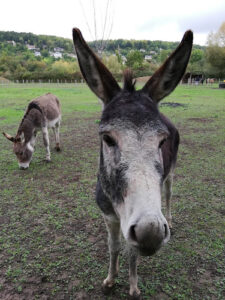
[190,49,204,64]
[50,61,80,80]
[79,0,114,55]
[126,50,144,70]
[206,22,225,77]
[41,49,49,58]
[159,49,171,63]
[27,60,47,73]
[187,49,205,74]
[102,55,122,75]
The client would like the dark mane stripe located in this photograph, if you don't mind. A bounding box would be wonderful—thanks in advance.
[17,102,42,136]
[27,102,43,115]
[123,69,136,92]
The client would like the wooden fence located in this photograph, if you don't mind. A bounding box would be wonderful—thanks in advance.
[0,79,85,88]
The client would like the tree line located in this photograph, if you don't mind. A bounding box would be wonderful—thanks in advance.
[0,23,224,82]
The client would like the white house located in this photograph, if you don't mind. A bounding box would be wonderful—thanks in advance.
[121,55,127,64]
[50,51,63,59]
[54,47,64,52]
[66,53,77,59]
[144,55,152,61]
[7,41,16,46]
[27,44,38,51]
[34,51,41,57]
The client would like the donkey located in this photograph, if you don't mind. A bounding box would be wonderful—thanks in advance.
[72,28,193,298]
[3,93,61,169]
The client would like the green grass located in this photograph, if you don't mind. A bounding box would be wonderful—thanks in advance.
[0,84,100,127]
[0,83,224,299]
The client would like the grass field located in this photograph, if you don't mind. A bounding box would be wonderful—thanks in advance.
[0,83,224,299]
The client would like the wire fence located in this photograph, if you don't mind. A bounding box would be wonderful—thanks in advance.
[0,78,224,89]
[0,79,85,88]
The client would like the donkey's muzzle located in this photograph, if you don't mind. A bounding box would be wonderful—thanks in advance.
[18,161,30,170]
[129,216,170,256]
[20,166,28,170]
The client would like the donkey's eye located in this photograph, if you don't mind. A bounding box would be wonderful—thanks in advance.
[15,151,21,155]
[16,150,24,156]
[103,135,116,147]
[159,139,166,148]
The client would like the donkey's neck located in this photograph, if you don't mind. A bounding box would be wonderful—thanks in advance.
[17,109,42,142]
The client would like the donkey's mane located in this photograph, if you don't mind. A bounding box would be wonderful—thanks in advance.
[17,102,42,136]
[123,69,136,92]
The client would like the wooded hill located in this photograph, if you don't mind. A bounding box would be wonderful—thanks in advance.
[0,30,206,81]
[0,30,204,56]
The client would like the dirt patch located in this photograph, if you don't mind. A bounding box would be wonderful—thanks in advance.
[135,76,151,83]
[188,117,214,123]
[160,102,187,108]
[180,137,197,149]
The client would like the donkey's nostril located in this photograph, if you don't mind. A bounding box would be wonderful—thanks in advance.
[20,166,27,170]
[164,224,168,238]
[130,225,137,242]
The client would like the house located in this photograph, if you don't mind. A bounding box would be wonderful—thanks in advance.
[139,49,146,53]
[121,55,127,64]
[54,47,64,52]
[66,53,77,59]
[7,41,16,46]
[27,44,38,51]
[50,51,62,59]
[97,49,103,56]
[144,55,152,61]
[34,51,41,57]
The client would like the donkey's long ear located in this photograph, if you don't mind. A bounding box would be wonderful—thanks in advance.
[72,28,121,104]
[2,132,15,142]
[142,30,193,103]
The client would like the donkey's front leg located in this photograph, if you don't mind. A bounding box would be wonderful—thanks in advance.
[129,247,141,299]
[30,130,37,149]
[102,215,121,293]
[42,127,51,162]
[52,121,61,151]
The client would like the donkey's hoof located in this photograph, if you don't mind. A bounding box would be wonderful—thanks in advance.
[129,291,142,300]
[102,277,116,295]
[55,146,61,152]
[102,285,114,295]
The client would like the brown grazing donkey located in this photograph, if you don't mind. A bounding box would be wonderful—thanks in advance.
[3,93,61,169]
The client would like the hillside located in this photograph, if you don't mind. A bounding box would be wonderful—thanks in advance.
[0,31,75,58]
[0,30,206,81]
[0,30,205,56]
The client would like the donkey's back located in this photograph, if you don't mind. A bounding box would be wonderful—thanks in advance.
[30,93,61,123]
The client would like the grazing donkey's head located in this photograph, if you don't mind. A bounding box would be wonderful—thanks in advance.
[3,131,34,169]
[2,102,42,169]
[72,28,193,256]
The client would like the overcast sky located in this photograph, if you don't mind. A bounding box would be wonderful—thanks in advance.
[1,0,225,45]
